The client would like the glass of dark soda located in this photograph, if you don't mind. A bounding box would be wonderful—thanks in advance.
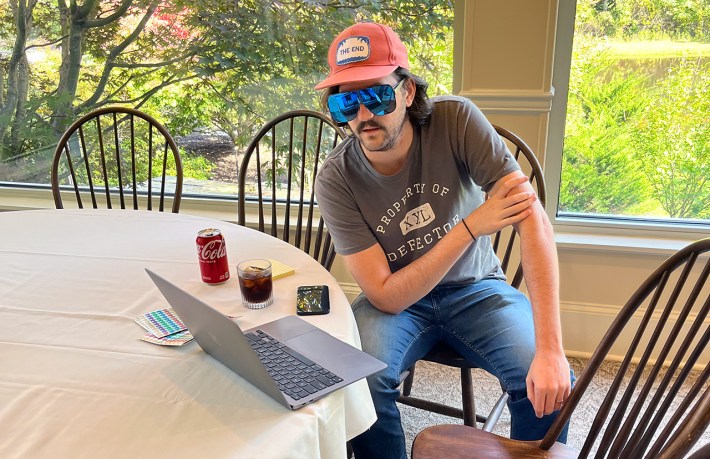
[237,259,274,309]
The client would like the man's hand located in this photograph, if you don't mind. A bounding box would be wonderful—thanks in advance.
[464,175,536,238]
[526,351,571,418]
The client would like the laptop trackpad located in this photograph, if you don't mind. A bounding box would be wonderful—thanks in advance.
[285,331,383,380]
[252,315,315,341]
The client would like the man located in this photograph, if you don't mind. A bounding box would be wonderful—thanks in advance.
[314,22,572,459]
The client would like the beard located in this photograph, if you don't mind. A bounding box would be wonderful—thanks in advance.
[354,114,407,153]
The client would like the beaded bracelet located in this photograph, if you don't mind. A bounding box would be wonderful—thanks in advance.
[461,219,476,242]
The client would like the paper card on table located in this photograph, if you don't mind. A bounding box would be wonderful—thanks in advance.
[269,259,295,280]
[135,307,186,339]
[140,330,194,346]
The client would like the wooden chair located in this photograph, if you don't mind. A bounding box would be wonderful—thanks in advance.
[237,110,347,270]
[688,442,710,459]
[51,106,183,213]
[412,238,710,459]
[397,125,546,430]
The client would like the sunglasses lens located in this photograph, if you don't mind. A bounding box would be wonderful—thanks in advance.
[328,83,399,123]
[328,91,361,124]
[360,85,397,116]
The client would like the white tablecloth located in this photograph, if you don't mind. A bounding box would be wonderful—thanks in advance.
[0,209,375,459]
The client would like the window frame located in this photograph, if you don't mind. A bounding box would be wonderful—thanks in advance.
[545,0,709,252]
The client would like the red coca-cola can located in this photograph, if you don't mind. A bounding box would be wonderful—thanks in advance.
[196,228,230,285]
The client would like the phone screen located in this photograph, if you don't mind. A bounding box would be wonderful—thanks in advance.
[297,285,330,315]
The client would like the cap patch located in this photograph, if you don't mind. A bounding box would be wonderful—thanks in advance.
[335,36,370,66]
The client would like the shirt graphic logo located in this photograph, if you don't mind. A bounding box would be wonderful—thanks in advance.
[400,203,435,236]
[336,36,370,66]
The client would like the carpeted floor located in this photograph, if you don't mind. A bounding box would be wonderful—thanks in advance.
[398,357,708,458]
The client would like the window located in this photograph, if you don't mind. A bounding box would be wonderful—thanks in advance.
[0,2,453,204]
[548,0,709,237]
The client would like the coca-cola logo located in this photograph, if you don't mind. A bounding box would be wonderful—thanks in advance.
[199,239,226,261]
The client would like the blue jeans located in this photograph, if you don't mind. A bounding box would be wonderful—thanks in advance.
[350,278,572,459]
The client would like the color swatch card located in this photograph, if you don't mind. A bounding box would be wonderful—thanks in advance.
[135,307,187,339]
[269,259,295,280]
[140,330,193,346]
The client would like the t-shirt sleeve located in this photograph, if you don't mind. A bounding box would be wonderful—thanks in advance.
[446,98,520,192]
[315,161,377,256]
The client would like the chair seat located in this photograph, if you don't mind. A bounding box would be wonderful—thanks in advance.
[422,342,474,367]
[412,425,579,459]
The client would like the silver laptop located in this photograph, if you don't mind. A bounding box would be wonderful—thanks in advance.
[145,269,386,410]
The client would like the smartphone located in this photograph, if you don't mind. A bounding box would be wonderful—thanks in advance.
[296,285,330,315]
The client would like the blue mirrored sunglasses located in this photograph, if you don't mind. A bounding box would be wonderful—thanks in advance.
[327,80,405,124]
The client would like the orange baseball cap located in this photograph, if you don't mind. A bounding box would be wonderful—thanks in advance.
[314,22,409,90]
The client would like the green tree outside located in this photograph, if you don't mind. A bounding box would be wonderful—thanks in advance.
[0,1,453,187]
[561,0,710,221]
[633,58,710,219]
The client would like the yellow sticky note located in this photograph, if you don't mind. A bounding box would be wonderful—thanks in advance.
[269,259,295,280]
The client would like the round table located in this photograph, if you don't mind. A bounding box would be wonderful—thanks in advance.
[0,209,375,459]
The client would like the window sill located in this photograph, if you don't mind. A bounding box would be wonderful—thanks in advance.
[0,184,56,211]
[553,232,695,256]
[0,186,240,221]
[0,186,320,229]
[553,217,708,256]
[1,186,705,256]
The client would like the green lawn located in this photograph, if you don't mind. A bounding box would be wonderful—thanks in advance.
[608,40,710,58]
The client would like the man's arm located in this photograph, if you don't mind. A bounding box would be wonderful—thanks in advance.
[498,171,571,418]
[343,175,536,314]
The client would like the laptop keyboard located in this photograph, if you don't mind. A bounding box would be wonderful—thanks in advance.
[245,329,344,400]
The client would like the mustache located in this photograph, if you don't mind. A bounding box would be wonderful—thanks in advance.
[356,120,384,133]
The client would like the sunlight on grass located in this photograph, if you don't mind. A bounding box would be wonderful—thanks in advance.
[608,40,710,59]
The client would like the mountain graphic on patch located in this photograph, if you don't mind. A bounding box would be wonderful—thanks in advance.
[336,36,371,66]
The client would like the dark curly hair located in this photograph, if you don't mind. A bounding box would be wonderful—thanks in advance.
[319,67,433,127]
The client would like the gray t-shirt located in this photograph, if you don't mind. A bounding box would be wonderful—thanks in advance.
[314,95,520,285]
